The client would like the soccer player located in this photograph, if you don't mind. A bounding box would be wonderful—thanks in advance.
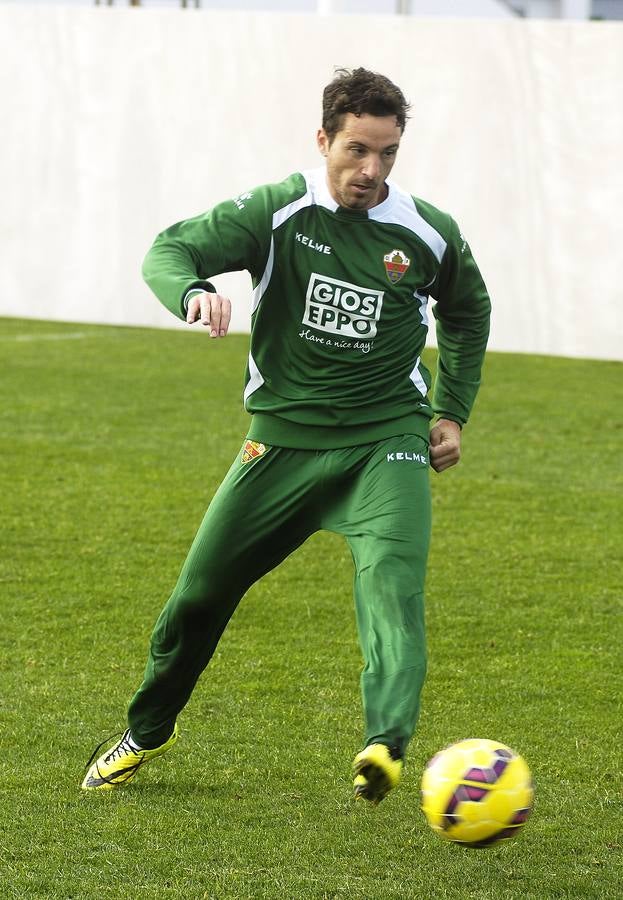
[82,68,491,803]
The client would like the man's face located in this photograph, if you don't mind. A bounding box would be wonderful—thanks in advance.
[317,112,402,210]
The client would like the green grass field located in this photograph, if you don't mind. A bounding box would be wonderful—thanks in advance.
[0,316,621,899]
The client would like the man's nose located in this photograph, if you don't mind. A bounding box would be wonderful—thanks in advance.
[361,155,381,181]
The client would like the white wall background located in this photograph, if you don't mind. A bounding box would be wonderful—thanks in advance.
[1,7,622,359]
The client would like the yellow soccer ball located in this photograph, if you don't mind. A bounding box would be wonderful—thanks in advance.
[421,738,534,847]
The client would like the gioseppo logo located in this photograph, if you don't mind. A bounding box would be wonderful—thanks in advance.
[303,274,384,339]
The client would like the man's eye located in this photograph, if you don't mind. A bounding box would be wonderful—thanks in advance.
[351,147,365,156]
[384,149,397,158]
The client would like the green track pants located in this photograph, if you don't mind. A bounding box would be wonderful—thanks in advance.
[128,433,432,757]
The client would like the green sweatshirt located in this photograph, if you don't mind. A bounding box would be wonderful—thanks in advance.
[143,166,491,449]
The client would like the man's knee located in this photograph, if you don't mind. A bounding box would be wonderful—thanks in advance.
[358,554,426,607]
[154,573,238,644]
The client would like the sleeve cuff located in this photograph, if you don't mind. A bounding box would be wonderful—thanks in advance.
[182,281,217,312]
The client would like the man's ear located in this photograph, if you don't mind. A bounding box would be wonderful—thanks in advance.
[317,128,329,157]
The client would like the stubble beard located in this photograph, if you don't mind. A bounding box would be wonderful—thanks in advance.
[339,181,380,211]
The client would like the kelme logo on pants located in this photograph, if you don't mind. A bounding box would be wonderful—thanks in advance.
[303,274,384,339]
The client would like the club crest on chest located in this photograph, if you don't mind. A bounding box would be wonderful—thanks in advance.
[383,249,411,284]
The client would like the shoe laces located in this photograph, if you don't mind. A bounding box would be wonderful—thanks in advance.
[84,730,136,771]
[104,732,139,764]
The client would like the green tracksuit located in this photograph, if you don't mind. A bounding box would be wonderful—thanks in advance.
[131,166,491,755]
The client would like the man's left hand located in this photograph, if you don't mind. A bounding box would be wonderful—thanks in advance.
[430,419,462,473]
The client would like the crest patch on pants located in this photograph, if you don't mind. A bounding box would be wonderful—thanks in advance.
[241,440,268,464]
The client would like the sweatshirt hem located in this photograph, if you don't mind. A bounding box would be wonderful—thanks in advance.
[247,412,432,450]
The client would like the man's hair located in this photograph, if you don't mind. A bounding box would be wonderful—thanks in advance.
[322,67,410,141]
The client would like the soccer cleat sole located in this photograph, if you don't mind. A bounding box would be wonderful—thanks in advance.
[352,743,402,804]
[353,766,392,804]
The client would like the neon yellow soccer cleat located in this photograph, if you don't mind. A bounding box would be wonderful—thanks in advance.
[353,743,403,804]
[81,725,178,790]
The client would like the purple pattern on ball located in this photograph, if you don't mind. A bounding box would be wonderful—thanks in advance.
[464,786,488,801]
[446,791,460,814]
[492,758,508,779]
[512,807,531,824]
[465,767,490,783]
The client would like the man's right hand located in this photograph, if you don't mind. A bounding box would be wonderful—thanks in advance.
[186,291,232,338]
